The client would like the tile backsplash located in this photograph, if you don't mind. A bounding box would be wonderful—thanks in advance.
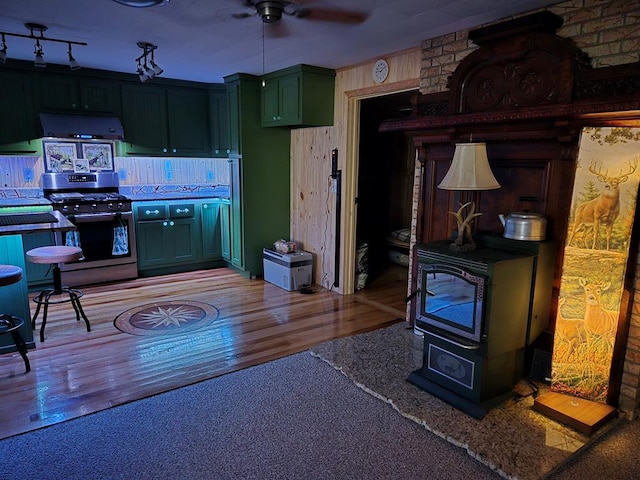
[0,155,230,189]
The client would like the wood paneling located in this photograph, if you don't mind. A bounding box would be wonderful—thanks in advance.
[0,268,401,440]
[290,47,422,293]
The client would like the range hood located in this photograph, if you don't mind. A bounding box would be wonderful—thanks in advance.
[39,113,125,140]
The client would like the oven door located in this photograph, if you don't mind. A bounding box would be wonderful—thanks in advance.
[55,211,138,284]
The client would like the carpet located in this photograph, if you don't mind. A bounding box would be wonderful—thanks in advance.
[113,300,219,336]
[0,353,503,480]
[309,322,622,480]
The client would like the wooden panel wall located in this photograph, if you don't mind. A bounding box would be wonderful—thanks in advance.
[290,48,421,292]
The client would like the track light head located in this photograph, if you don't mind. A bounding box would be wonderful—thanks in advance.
[34,39,45,68]
[68,43,81,70]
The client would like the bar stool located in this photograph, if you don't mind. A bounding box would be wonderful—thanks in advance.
[0,265,30,372]
[26,246,91,343]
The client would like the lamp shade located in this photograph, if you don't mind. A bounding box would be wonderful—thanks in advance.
[438,143,501,190]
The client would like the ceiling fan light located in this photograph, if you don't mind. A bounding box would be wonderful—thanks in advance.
[257,1,283,23]
[112,0,170,7]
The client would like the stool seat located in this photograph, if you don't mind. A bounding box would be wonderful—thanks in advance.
[0,264,22,287]
[26,246,90,343]
[26,246,83,265]
[0,265,30,373]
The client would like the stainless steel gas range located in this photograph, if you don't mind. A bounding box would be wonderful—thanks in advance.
[43,172,137,287]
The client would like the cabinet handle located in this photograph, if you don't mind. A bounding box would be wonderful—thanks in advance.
[203,204,208,209]
[71,103,77,108]
[169,220,175,226]
[175,208,190,214]
[172,148,177,153]
[163,221,168,227]
[83,104,89,109]
[145,209,161,215]
[427,329,481,350]
[163,148,168,153]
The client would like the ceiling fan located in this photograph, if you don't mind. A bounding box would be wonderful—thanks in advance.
[232,1,368,25]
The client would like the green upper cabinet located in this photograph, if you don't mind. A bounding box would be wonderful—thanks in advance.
[0,70,40,152]
[120,83,211,157]
[261,64,335,128]
[209,85,231,158]
[40,75,119,113]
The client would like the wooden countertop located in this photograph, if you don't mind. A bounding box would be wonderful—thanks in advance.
[0,211,76,236]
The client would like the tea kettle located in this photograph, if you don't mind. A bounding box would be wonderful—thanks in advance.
[498,212,547,241]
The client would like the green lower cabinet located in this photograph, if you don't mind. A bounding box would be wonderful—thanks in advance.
[136,217,198,270]
[220,200,231,262]
[22,231,55,288]
[201,201,222,260]
[134,199,226,276]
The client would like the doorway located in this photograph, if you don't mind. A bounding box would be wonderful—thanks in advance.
[353,91,416,316]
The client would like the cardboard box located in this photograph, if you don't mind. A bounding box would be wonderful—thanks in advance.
[263,248,313,291]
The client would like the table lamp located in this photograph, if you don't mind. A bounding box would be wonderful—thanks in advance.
[438,142,501,251]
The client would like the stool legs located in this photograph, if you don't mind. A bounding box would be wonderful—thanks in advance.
[31,265,91,343]
[0,314,30,373]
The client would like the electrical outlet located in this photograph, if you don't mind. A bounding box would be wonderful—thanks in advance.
[23,167,34,183]
[207,171,214,182]
[118,169,127,181]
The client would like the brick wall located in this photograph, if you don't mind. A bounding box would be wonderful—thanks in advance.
[417,0,640,417]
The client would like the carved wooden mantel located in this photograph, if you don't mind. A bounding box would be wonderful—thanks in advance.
[388,12,640,407]
[380,12,640,135]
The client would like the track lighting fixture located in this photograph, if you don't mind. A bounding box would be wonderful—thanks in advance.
[0,23,86,69]
[135,42,163,82]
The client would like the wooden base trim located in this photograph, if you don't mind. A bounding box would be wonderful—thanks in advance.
[533,391,617,435]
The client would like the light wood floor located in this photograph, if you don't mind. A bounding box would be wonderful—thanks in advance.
[0,266,408,440]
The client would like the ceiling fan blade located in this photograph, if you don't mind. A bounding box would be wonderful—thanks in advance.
[292,7,368,24]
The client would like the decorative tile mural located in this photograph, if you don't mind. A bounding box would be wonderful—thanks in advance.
[552,126,640,402]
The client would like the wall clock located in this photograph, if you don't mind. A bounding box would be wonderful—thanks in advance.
[372,59,389,83]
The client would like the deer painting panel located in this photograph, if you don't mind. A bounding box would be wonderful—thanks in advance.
[551,126,640,403]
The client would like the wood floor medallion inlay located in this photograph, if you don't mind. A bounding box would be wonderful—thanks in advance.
[114,300,219,336]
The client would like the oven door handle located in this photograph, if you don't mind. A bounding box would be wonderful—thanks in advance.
[68,212,132,222]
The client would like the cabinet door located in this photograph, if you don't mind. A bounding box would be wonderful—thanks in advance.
[277,74,300,124]
[0,71,39,147]
[227,83,240,154]
[229,156,244,269]
[261,79,280,125]
[41,76,116,112]
[79,79,118,113]
[220,200,231,261]
[210,89,230,157]
[170,218,198,262]
[167,88,211,156]
[136,220,171,269]
[201,202,222,260]
[121,84,169,155]
[40,75,81,111]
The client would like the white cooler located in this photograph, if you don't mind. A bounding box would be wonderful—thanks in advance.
[263,248,313,291]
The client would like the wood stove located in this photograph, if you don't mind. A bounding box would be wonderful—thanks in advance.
[408,239,536,418]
